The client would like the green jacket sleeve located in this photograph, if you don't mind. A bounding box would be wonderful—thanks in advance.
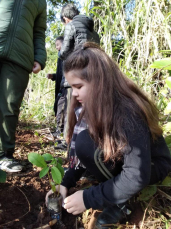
[33,1,47,70]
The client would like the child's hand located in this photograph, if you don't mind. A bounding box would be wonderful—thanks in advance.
[47,73,53,79]
[32,61,41,73]
[63,190,86,215]
[45,185,68,206]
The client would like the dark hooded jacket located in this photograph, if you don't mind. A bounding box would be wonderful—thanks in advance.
[0,0,47,73]
[60,15,100,60]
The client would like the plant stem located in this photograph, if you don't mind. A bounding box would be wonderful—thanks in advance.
[47,171,57,197]
[57,185,60,197]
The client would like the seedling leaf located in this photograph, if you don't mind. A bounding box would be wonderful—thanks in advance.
[51,167,62,184]
[58,157,63,165]
[57,163,64,178]
[39,167,49,178]
[42,153,53,161]
[0,169,6,183]
[28,152,47,168]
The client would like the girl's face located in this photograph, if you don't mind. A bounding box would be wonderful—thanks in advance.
[65,70,91,105]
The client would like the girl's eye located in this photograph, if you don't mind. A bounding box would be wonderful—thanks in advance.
[77,86,82,89]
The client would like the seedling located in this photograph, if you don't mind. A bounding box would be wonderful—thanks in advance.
[28,152,64,197]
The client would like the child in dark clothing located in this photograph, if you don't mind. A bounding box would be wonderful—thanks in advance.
[46,42,171,228]
[47,36,66,139]
[47,36,64,116]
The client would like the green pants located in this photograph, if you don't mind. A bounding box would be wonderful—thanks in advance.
[0,61,29,157]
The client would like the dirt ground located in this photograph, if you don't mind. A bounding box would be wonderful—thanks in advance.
[0,123,170,229]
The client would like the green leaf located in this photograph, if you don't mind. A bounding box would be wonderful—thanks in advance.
[34,131,39,136]
[163,122,171,133]
[39,167,49,178]
[51,184,56,194]
[57,163,64,178]
[150,58,171,70]
[166,77,171,89]
[28,152,47,168]
[164,102,171,115]
[0,169,6,183]
[137,186,157,201]
[50,158,56,165]
[51,167,62,184]
[42,153,53,161]
[165,135,171,145]
[57,157,63,165]
[161,176,171,186]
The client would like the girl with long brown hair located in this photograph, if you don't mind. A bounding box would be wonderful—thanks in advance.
[46,42,171,228]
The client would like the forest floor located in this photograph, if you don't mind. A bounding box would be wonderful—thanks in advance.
[0,121,171,229]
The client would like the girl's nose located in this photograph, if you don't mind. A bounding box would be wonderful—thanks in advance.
[72,89,78,97]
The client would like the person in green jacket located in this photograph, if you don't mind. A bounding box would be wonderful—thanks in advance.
[0,0,47,172]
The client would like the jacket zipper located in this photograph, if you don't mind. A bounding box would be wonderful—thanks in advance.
[3,0,23,58]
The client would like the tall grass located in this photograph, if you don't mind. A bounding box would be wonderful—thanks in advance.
[19,46,57,127]
[83,0,171,94]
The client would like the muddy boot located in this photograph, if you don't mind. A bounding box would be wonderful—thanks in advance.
[95,204,132,229]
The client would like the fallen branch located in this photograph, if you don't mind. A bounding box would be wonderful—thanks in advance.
[158,188,171,201]
[140,194,158,229]
[0,186,30,226]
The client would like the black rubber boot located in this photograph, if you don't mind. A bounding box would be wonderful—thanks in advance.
[95,204,131,229]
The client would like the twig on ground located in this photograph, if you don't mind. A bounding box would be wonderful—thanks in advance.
[140,194,158,229]
[158,188,171,202]
[0,186,31,226]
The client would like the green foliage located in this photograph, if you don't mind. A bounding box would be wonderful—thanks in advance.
[28,153,47,168]
[150,58,171,70]
[137,175,171,202]
[150,57,171,137]
[166,77,171,89]
[85,0,171,91]
[0,169,6,183]
[161,176,171,186]
[28,152,64,196]
[138,186,157,201]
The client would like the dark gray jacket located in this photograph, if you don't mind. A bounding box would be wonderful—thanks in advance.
[60,15,100,60]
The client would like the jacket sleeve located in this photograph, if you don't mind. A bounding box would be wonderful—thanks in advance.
[33,1,47,70]
[61,166,86,190]
[60,23,75,60]
[83,117,152,209]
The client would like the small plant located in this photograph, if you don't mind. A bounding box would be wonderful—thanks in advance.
[28,152,64,196]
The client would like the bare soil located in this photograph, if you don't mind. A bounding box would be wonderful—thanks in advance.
[0,122,170,229]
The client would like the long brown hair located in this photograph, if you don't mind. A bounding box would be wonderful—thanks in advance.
[64,42,162,162]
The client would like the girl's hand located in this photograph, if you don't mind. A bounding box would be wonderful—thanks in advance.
[63,190,86,215]
[45,185,68,206]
